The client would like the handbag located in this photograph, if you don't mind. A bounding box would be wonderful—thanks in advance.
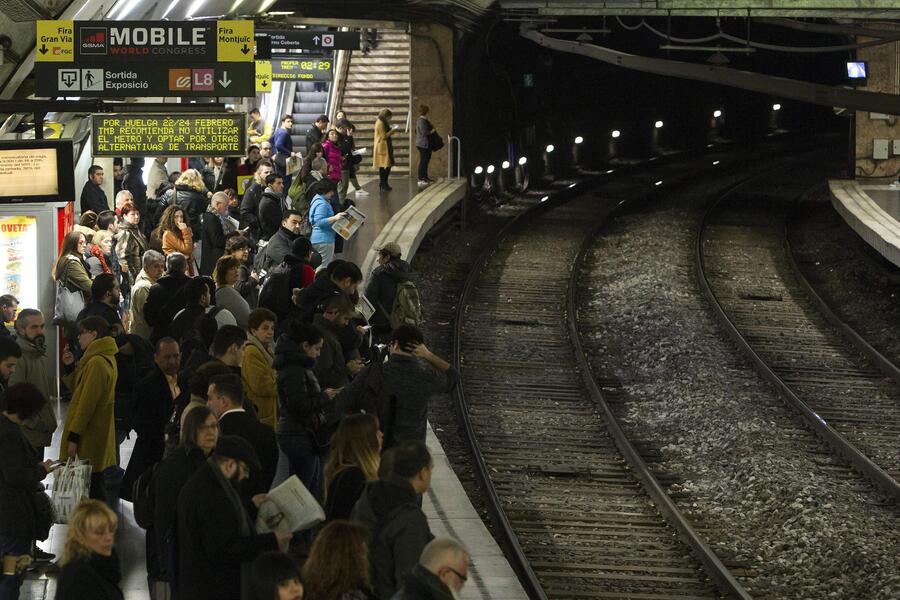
[53,257,86,324]
[51,457,92,524]
[427,130,444,151]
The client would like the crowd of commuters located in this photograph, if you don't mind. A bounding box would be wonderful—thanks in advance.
[0,107,461,600]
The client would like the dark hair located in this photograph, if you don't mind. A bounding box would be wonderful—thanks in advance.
[248,308,276,331]
[90,273,118,302]
[307,142,324,158]
[324,295,354,316]
[265,173,283,186]
[249,552,302,600]
[96,210,116,231]
[315,114,329,124]
[391,440,432,478]
[249,108,260,115]
[181,405,215,448]
[281,114,293,124]
[315,179,337,195]
[214,255,241,287]
[155,337,179,354]
[188,361,233,397]
[78,316,111,338]
[209,373,243,407]
[391,324,424,349]
[211,325,247,358]
[78,211,98,228]
[181,277,208,306]
[225,233,251,254]
[291,237,312,258]
[88,165,103,177]
[14,308,41,333]
[329,260,363,284]
[0,382,46,419]
[289,322,323,347]
[256,159,273,169]
[282,209,303,223]
[0,294,18,308]
[0,336,22,362]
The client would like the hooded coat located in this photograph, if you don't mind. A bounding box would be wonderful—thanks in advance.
[365,258,413,335]
[59,336,119,471]
[9,335,57,448]
[351,473,433,600]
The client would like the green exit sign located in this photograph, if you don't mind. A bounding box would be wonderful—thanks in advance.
[523,73,534,88]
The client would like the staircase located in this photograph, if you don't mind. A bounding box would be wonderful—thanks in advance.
[338,29,411,174]
[291,82,329,151]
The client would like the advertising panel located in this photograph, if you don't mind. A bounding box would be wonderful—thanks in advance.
[0,216,39,309]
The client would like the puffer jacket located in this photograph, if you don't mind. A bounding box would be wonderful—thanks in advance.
[322,139,343,182]
[273,335,330,440]
[0,414,48,540]
[171,184,208,239]
[364,258,414,334]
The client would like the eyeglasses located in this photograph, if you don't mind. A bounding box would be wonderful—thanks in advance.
[445,567,467,583]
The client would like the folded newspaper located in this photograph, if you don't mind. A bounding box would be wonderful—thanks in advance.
[332,205,367,241]
[255,476,325,534]
[353,147,368,156]
[356,295,375,321]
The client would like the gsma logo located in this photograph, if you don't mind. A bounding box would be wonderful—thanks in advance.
[80,27,107,55]
[168,69,192,91]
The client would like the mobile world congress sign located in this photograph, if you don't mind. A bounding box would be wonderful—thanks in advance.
[34,20,256,97]
[91,114,247,157]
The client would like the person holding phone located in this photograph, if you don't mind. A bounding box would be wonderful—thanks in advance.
[373,109,397,192]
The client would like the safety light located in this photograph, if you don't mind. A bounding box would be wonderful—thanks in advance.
[611,130,621,138]
[772,104,781,111]
[545,144,555,153]
[713,110,722,118]
[654,121,664,129]
[574,136,584,144]
[474,166,484,175]
[518,156,527,166]
[502,160,511,169]
[486,165,495,174]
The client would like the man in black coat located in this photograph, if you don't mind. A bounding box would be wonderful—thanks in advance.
[207,373,278,493]
[200,192,229,276]
[297,260,363,323]
[305,115,328,153]
[391,539,471,600]
[365,242,414,343]
[177,436,290,600]
[121,337,186,500]
[80,165,109,215]
[143,254,191,343]
[257,210,304,274]
[258,174,286,241]
[240,160,273,243]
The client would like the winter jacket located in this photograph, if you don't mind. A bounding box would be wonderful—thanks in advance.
[415,116,433,150]
[259,226,300,274]
[150,446,206,579]
[391,565,455,600]
[147,160,168,199]
[258,189,285,241]
[80,180,109,215]
[172,184,209,240]
[313,314,351,389]
[9,335,57,448]
[116,222,147,281]
[55,550,124,600]
[59,336,119,472]
[200,210,226,277]
[322,139,343,182]
[162,229,195,276]
[351,473,433,600]
[218,409,278,493]
[143,272,191,339]
[365,258,414,335]
[0,414,48,540]
[297,274,343,323]
[202,164,227,194]
[305,125,324,153]
[128,269,156,339]
[325,465,367,522]
[373,118,396,169]
[309,194,336,245]
[336,354,459,448]
[177,460,278,600]
[242,335,278,428]
[216,286,250,329]
[56,254,93,299]
[240,181,265,240]
[273,334,330,440]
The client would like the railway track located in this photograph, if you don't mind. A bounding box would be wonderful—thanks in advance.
[452,154,757,599]
[698,182,900,497]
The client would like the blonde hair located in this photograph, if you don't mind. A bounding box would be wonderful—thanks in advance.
[61,499,118,565]
[91,229,114,248]
[175,168,207,192]
[324,413,380,495]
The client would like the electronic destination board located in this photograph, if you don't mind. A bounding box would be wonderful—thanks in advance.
[92,113,246,157]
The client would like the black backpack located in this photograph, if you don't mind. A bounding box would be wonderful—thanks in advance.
[132,462,158,529]
[258,261,295,316]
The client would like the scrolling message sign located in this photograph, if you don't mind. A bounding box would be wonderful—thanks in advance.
[92,114,247,157]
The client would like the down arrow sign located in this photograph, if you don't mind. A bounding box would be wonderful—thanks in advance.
[39,44,48,55]
[219,71,232,88]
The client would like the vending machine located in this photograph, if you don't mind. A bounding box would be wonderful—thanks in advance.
[0,140,76,389]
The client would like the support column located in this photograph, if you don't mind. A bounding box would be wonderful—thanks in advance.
[855,30,900,179]
[410,24,454,179]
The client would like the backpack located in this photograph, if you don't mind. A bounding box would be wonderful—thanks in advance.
[258,261,295,316]
[132,462,159,529]
[355,353,396,443]
[388,280,423,330]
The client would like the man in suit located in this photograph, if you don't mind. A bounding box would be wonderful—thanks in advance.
[121,337,187,500]
[207,373,278,493]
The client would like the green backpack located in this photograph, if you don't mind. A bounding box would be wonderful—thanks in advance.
[388,280,423,329]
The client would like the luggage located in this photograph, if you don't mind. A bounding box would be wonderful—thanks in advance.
[51,457,92,523]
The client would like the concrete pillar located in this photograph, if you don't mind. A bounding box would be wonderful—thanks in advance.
[855,31,900,179]
[95,156,115,210]
[410,23,454,179]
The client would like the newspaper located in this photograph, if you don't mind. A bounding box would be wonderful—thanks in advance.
[255,475,325,534]
[332,205,367,240]
[353,147,368,156]
[356,295,376,321]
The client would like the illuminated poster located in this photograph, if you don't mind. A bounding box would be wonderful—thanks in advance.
[0,216,38,309]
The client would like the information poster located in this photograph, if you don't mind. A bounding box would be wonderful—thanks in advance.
[0,148,59,198]
[92,113,247,157]
[0,216,38,309]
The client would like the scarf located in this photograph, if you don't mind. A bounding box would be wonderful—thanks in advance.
[89,245,112,274]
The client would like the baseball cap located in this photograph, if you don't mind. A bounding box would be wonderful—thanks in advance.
[375,242,401,258]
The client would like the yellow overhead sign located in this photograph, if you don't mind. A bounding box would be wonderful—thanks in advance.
[35,20,74,62]
[255,60,272,92]
[217,20,254,62]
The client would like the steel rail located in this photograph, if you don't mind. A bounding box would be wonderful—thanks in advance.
[695,175,900,502]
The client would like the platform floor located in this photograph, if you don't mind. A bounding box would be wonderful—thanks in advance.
[23,174,525,600]
[860,184,900,220]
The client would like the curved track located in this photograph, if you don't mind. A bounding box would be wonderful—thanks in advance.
[697,184,900,497]
[451,155,756,600]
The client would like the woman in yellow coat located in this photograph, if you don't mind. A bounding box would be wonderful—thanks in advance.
[60,316,118,500]
[373,109,397,192]
[242,308,279,427]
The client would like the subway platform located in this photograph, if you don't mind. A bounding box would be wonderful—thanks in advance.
[830,179,900,268]
[23,173,526,600]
